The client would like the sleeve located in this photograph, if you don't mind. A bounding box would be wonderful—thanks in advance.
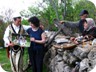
[26,28,30,34]
[23,25,31,31]
[91,28,96,38]
[3,26,10,47]
[64,21,79,28]
[78,20,84,33]
[82,31,86,36]
[40,27,44,33]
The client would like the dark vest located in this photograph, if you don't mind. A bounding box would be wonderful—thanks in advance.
[9,24,26,42]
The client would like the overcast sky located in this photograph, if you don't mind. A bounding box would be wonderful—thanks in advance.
[0,0,42,14]
[89,0,96,6]
[0,0,95,15]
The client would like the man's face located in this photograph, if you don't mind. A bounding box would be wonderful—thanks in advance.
[83,14,88,18]
[81,14,88,19]
[14,17,21,26]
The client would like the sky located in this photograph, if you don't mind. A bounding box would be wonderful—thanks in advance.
[0,0,95,15]
[0,0,42,14]
[89,0,96,6]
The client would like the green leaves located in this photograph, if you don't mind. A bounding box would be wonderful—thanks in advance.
[20,0,96,30]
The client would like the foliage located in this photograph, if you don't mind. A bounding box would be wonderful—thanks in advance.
[62,0,74,21]
[22,18,29,25]
[1,8,13,22]
[73,0,96,21]
[0,48,48,72]
[20,0,96,31]
[0,21,8,47]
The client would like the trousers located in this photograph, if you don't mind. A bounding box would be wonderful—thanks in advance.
[9,46,24,72]
[28,47,44,72]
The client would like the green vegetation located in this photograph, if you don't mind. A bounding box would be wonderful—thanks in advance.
[20,0,96,30]
[0,0,96,72]
[0,22,8,47]
[0,48,48,72]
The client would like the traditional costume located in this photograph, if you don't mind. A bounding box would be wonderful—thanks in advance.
[3,13,30,72]
[4,23,27,72]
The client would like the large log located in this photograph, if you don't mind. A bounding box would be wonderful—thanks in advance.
[54,19,80,36]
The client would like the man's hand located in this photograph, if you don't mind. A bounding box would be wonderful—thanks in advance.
[70,37,75,41]
[59,21,64,24]
[8,42,14,47]
[70,37,79,44]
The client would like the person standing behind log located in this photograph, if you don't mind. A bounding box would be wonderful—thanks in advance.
[27,16,46,72]
[59,10,89,36]
[3,12,30,72]
[78,9,89,33]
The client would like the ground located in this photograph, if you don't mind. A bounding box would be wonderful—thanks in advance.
[0,48,48,72]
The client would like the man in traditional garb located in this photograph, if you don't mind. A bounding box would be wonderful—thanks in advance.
[3,12,30,72]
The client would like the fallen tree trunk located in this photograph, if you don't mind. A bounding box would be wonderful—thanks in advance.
[54,19,80,36]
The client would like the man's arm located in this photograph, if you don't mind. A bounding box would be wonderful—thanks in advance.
[23,25,31,31]
[3,26,10,47]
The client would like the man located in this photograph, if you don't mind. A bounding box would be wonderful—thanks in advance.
[58,9,89,36]
[78,9,89,33]
[3,12,30,72]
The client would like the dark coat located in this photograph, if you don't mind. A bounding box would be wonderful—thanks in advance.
[78,19,85,33]
[82,27,96,39]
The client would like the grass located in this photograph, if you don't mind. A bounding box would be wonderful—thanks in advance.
[0,48,48,72]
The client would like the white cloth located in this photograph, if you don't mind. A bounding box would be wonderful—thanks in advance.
[10,48,23,72]
[3,23,30,47]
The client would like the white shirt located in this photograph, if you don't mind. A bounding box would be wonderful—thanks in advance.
[3,23,31,47]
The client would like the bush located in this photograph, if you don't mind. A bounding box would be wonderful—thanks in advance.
[0,21,8,47]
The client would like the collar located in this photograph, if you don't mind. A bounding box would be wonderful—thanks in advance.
[32,27,39,31]
[12,23,20,28]
[11,23,21,34]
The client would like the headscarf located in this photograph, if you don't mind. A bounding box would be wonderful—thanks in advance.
[84,18,96,31]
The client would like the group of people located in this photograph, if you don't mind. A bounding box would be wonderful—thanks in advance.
[78,10,96,39]
[3,13,46,72]
[2,9,96,72]
[69,10,96,44]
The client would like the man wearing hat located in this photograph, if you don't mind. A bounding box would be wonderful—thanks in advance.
[58,9,89,36]
[3,12,30,72]
[78,9,89,33]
